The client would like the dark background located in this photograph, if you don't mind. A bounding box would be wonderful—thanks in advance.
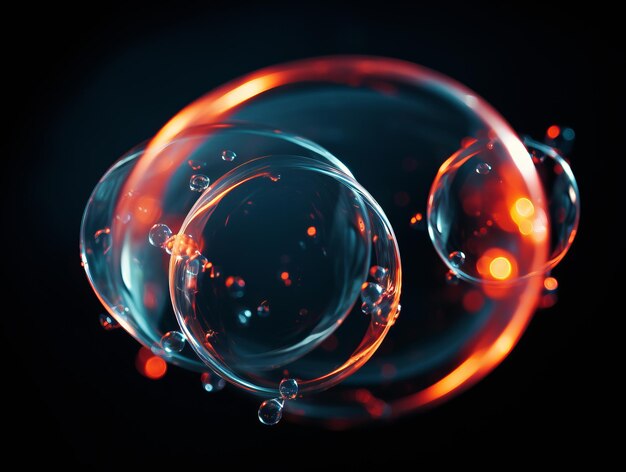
[4,1,619,465]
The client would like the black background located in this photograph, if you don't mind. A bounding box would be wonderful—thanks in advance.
[4,1,620,465]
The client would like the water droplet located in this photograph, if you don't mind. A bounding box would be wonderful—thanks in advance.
[257,300,270,318]
[237,308,252,326]
[486,142,495,151]
[369,265,389,284]
[99,313,119,331]
[475,162,492,175]
[226,276,246,298]
[258,398,283,425]
[221,150,236,162]
[279,378,298,400]
[201,372,226,392]
[161,331,186,353]
[448,251,466,268]
[148,224,173,248]
[189,174,210,192]
[361,282,384,306]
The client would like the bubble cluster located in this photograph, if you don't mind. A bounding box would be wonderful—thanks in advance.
[80,56,579,427]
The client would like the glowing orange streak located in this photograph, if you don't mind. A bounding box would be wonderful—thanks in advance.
[394,276,540,414]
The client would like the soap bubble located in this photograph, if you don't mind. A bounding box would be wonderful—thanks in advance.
[427,137,550,284]
[171,155,400,397]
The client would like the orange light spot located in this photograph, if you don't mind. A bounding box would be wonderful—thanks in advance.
[410,212,423,225]
[306,226,317,237]
[225,276,234,288]
[358,218,365,233]
[280,271,289,280]
[546,125,561,139]
[144,356,167,379]
[514,198,534,218]
[544,276,558,291]
[489,257,512,280]
[463,290,485,312]
[136,347,167,380]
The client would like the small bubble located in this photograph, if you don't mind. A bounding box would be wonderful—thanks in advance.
[361,282,384,306]
[258,398,283,425]
[445,270,460,285]
[221,150,236,162]
[161,331,186,353]
[279,378,298,400]
[189,174,210,192]
[369,265,389,284]
[475,162,492,175]
[99,313,119,331]
[487,142,495,151]
[237,308,252,326]
[226,276,246,298]
[257,300,270,318]
[148,224,173,248]
[201,372,226,392]
[448,251,466,268]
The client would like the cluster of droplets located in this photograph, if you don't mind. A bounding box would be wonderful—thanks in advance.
[258,378,299,425]
[360,265,397,325]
